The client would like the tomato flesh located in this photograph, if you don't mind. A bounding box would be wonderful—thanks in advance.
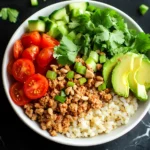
[10,82,31,106]
[21,31,41,48]
[13,40,24,59]
[22,45,39,61]
[7,59,15,75]
[40,33,60,49]
[24,74,48,99]
[12,58,35,83]
[36,47,54,67]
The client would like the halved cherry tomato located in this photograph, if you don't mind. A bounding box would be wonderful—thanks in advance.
[22,45,39,61]
[10,82,31,106]
[36,47,54,67]
[21,31,41,48]
[24,74,48,99]
[7,59,15,75]
[40,33,60,49]
[35,63,49,75]
[12,58,35,83]
[13,40,24,59]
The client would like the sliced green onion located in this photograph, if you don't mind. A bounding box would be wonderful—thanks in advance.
[139,4,149,15]
[74,62,82,70]
[99,54,106,63]
[98,83,106,91]
[85,57,96,72]
[66,71,74,79]
[79,77,87,85]
[46,70,57,80]
[89,51,99,63]
[67,81,75,87]
[60,90,66,97]
[31,0,38,6]
[76,65,86,75]
[54,95,66,103]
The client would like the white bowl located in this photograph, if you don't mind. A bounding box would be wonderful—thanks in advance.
[2,0,150,147]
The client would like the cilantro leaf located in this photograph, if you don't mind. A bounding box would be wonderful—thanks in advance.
[133,32,150,53]
[0,8,19,23]
[54,36,79,65]
[7,8,19,23]
[1,8,8,20]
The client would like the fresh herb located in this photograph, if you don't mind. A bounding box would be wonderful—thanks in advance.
[54,36,79,65]
[0,8,19,23]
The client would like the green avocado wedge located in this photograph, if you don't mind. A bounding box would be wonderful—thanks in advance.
[136,58,150,90]
[128,54,148,101]
[102,53,123,87]
[111,53,135,97]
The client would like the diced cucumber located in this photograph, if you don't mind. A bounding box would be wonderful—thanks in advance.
[28,20,45,32]
[67,31,76,40]
[68,2,89,12]
[71,9,84,17]
[74,62,82,70]
[87,5,98,12]
[85,57,97,71]
[49,7,67,21]
[46,20,60,38]
[57,25,68,35]
[56,20,66,26]
[39,16,49,22]
[30,0,38,6]
[76,65,86,75]
[89,51,99,63]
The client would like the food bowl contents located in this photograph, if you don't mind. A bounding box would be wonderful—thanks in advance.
[7,2,150,138]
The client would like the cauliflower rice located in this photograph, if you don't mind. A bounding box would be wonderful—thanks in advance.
[65,93,138,138]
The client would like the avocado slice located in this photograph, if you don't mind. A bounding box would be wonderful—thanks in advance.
[136,58,150,90]
[102,53,123,87]
[128,54,148,101]
[111,53,135,97]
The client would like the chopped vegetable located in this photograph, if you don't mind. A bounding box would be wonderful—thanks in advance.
[89,51,99,63]
[79,77,87,85]
[31,0,39,6]
[54,95,66,103]
[85,57,96,71]
[46,70,57,80]
[60,90,66,97]
[139,4,149,15]
[76,65,86,75]
[66,71,74,79]
[99,54,107,63]
[67,81,75,87]
[98,83,106,91]
[0,8,19,23]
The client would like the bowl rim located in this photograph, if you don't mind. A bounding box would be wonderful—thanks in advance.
[2,0,150,147]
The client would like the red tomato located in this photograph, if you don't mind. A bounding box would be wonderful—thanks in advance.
[36,47,54,67]
[22,45,39,61]
[23,74,48,99]
[10,82,31,106]
[13,40,24,59]
[35,63,48,75]
[21,31,41,48]
[40,33,60,49]
[7,59,15,75]
[12,58,35,83]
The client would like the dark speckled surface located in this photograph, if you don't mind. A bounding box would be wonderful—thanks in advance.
[0,0,150,149]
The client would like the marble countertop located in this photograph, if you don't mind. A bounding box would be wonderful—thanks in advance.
[0,0,150,149]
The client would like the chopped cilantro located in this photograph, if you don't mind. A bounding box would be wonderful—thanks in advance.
[0,8,19,23]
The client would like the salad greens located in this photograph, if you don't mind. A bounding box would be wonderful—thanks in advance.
[54,3,150,65]
[28,2,150,65]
